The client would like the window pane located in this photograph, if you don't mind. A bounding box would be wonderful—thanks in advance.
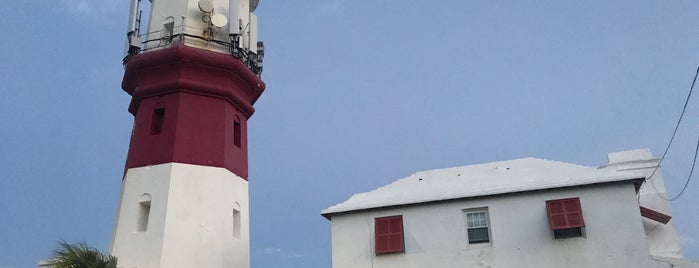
[466,212,488,228]
[468,227,489,243]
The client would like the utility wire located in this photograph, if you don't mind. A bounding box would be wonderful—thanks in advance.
[646,65,699,182]
[637,66,699,201]
[667,134,699,201]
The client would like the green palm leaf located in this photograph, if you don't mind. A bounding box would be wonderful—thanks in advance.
[48,241,118,268]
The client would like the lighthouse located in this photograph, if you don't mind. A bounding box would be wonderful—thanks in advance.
[109,0,264,267]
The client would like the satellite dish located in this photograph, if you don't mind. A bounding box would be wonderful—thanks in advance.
[250,0,260,12]
[198,0,214,13]
[211,13,228,27]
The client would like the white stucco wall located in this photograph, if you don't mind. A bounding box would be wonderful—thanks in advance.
[110,163,249,268]
[329,182,661,268]
[602,149,683,258]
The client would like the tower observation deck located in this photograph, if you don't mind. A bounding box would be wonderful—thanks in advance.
[124,0,263,76]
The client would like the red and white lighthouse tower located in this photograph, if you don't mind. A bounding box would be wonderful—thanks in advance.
[110,1,264,267]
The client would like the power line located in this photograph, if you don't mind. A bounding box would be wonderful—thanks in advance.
[640,65,699,201]
[645,65,699,182]
[667,134,699,201]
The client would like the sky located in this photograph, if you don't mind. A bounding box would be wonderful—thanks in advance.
[1,1,698,267]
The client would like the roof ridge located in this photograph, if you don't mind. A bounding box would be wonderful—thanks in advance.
[525,157,593,169]
[413,157,593,174]
[321,157,639,216]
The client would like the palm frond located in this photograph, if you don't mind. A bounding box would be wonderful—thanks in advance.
[48,240,118,268]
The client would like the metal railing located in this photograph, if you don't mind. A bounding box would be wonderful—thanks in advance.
[123,25,264,76]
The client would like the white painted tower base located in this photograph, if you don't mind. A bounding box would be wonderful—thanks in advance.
[110,163,250,268]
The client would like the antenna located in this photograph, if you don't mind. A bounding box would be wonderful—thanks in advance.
[250,0,260,12]
[124,0,142,61]
[127,0,141,35]
[198,0,214,13]
[211,14,228,28]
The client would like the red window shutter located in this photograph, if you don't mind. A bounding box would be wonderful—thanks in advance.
[375,215,404,254]
[640,206,671,224]
[546,198,585,229]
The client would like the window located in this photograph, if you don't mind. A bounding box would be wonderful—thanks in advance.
[464,208,491,244]
[150,107,165,135]
[375,215,404,254]
[233,205,241,239]
[233,120,241,147]
[137,194,152,232]
[546,197,585,239]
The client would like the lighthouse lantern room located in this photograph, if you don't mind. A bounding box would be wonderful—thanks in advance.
[110,1,265,268]
[124,0,263,74]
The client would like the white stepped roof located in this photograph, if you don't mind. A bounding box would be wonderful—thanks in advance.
[322,157,645,217]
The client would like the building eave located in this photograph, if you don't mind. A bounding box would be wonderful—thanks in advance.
[321,177,645,220]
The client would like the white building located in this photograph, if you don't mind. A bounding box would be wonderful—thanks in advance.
[322,149,698,268]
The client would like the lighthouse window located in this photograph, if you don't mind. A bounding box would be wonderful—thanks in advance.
[150,107,165,135]
[233,120,241,147]
[137,194,152,232]
[233,208,241,239]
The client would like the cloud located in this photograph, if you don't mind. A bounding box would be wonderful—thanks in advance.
[263,247,305,259]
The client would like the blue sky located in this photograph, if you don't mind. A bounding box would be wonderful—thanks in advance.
[1,1,698,267]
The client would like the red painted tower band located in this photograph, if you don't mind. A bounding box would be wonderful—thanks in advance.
[121,45,265,179]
